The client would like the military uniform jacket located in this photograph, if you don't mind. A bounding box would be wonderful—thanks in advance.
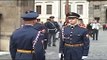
[45,21,60,33]
[59,25,90,56]
[9,25,45,60]
[34,23,46,31]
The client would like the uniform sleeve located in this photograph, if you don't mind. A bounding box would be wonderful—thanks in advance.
[55,22,60,31]
[44,22,48,28]
[59,30,64,53]
[83,30,90,56]
[33,31,45,52]
[9,35,17,60]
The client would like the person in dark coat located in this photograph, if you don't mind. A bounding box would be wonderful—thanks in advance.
[33,18,48,50]
[87,22,93,37]
[9,11,45,60]
[45,16,60,47]
[59,12,90,60]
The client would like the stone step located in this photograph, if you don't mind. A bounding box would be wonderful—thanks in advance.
[0,52,9,55]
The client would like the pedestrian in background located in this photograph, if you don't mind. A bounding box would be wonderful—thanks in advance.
[45,16,60,47]
[86,20,93,38]
[78,18,86,28]
[91,20,101,40]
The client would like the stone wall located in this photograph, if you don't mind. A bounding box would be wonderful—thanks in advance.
[89,1,107,24]
[0,0,34,51]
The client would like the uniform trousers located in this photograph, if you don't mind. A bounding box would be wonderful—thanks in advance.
[63,46,83,60]
[48,33,56,46]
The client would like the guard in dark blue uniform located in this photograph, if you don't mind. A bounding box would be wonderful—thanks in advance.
[33,18,48,50]
[45,16,60,46]
[9,11,45,60]
[33,19,43,30]
[59,12,90,60]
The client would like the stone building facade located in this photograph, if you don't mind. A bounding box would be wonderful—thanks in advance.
[88,0,107,24]
[0,0,34,51]
[35,0,89,24]
[2,0,107,51]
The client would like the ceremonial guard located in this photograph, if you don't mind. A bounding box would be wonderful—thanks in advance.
[59,12,90,60]
[45,16,60,46]
[9,11,45,60]
[33,18,48,50]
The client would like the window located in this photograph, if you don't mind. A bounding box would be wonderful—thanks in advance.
[94,5,100,9]
[77,5,83,15]
[46,5,52,14]
[36,5,41,14]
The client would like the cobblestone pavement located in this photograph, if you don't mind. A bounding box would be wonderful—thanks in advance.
[0,29,107,60]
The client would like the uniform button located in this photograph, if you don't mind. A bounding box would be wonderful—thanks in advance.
[70,38,72,40]
[71,32,73,33]
[70,35,72,36]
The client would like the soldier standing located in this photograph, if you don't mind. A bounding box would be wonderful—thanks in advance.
[9,11,45,60]
[59,12,90,60]
[33,18,48,50]
[45,16,60,47]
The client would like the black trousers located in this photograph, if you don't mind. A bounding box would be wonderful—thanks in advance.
[48,33,56,46]
[92,29,99,40]
[63,46,83,60]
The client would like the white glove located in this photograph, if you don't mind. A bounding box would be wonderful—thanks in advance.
[82,56,88,59]
[58,53,61,58]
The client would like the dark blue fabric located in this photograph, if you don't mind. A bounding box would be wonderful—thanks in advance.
[21,11,39,19]
[33,23,46,31]
[59,25,90,60]
[10,25,45,60]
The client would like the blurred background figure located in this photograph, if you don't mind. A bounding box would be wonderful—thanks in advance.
[103,23,107,31]
[45,16,60,47]
[33,18,48,50]
[78,18,86,28]
[91,20,101,40]
[86,21,93,38]
[58,20,63,29]
[63,21,68,26]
